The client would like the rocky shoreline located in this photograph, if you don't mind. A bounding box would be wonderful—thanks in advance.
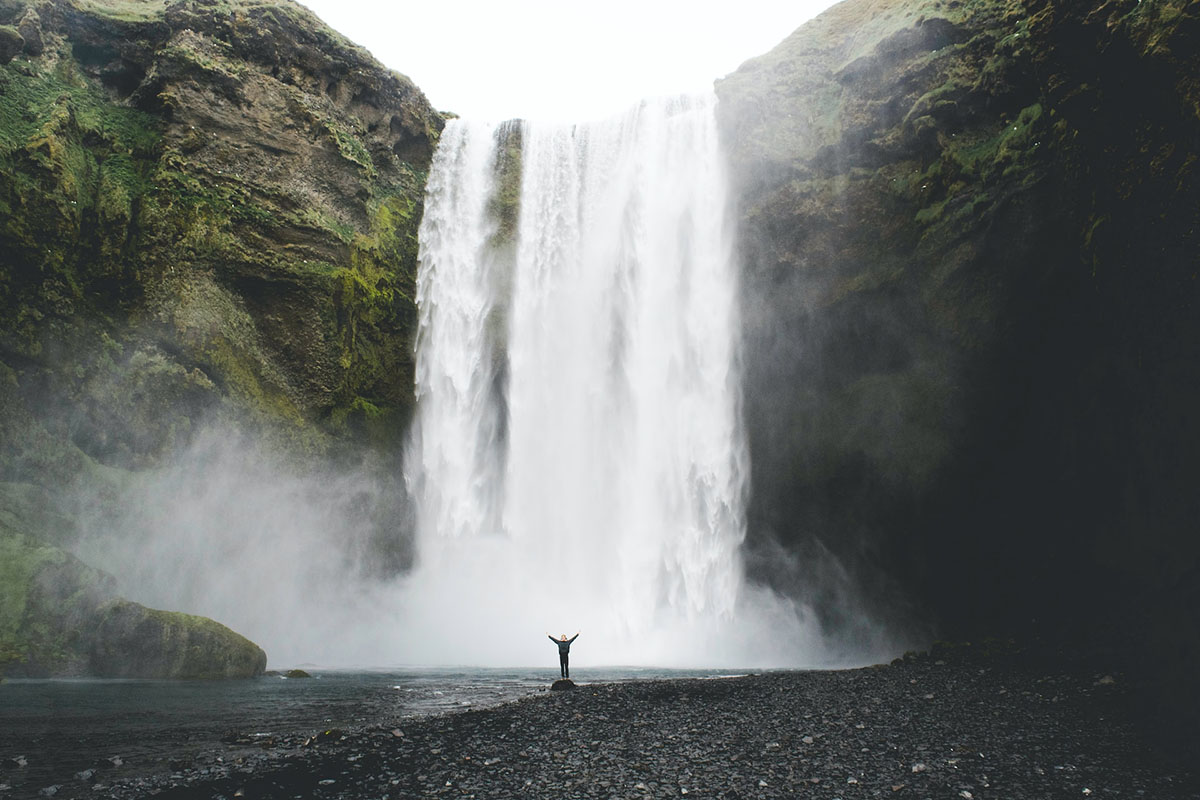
[9,646,1188,800]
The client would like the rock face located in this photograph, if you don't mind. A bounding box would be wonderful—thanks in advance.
[717,0,1199,729]
[0,0,441,676]
[0,0,443,473]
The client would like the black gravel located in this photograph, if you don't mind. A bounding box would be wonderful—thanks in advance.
[11,647,1200,799]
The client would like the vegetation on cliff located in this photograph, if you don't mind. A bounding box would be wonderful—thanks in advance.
[718,0,1200,740]
[0,0,444,474]
[0,0,444,675]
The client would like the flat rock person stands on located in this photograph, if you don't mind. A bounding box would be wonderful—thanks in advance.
[547,632,580,679]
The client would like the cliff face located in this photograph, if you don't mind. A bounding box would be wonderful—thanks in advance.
[717,0,1200,727]
[0,0,443,475]
[0,0,442,675]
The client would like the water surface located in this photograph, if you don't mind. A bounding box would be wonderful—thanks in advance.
[0,667,744,793]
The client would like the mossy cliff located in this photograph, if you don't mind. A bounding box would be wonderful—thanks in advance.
[0,0,442,674]
[717,0,1199,734]
[0,0,443,473]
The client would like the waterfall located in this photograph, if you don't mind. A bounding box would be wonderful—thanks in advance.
[405,94,821,667]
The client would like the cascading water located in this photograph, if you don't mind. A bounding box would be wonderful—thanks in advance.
[405,93,826,667]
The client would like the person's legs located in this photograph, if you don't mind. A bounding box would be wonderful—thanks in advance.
[560,654,568,678]
[564,654,569,679]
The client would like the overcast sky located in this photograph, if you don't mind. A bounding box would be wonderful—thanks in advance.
[295,0,840,121]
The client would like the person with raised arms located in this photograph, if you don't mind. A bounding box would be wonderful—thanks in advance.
[547,631,580,679]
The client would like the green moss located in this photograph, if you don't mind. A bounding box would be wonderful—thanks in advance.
[0,24,21,59]
[0,533,58,642]
[328,118,375,178]
[0,525,115,674]
[0,57,163,350]
[91,599,267,678]
[947,102,1043,179]
[488,121,523,247]
[828,264,907,303]
[908,102,1045,235]
[0,59,160,158]
[0,491,265,678]
[69,0,169,23]
[2,0,440,461]
[321,191,421,420]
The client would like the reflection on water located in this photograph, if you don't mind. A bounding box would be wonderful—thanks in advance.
[0,667,745,794]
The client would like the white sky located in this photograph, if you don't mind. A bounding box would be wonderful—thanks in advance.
[296,0,840,121]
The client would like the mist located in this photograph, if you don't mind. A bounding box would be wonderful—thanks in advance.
[59,96,912,672]
[64,422,902,669]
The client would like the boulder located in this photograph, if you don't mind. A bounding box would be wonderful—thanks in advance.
[0,525,265,679]
[551,679,577,691]
[88,601,267,680]
[0,24,22,63]
[16,8,42,56]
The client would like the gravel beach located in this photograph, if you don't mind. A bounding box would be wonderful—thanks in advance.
[14,647,1200,800]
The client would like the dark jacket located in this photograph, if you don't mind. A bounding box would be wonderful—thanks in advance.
[549,634,578,655]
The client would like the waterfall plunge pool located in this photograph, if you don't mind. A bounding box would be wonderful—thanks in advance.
[0,667,749,792]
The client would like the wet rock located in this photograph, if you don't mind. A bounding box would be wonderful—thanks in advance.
[551,679,577,691]
[30,647,1200,800]
[90,601,267,679]
[284,669,313,678]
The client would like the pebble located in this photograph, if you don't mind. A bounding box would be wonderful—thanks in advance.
[22,650,1200,800]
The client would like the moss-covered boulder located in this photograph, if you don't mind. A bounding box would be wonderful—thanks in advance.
[0,529,110,674]
[88,600,266,679]
[0,525,265,678]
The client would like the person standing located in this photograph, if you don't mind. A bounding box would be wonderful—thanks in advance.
[547,631,580,678]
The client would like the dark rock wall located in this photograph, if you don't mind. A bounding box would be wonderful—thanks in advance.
[718,0,1200,737]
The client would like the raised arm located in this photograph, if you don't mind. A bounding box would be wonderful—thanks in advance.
[548,634,558,644]
[568,632,579,643]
